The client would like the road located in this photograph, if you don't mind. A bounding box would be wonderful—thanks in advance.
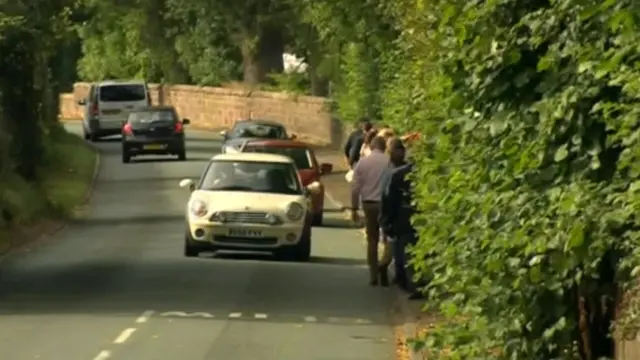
[0,123,394,360]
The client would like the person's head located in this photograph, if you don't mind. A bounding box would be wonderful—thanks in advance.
[363,129,377,145]
[370,136,387,153]
[359,117,373,132]
[377,128,395,140]
[386,137,406,165]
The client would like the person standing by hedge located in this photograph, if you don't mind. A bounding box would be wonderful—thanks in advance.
[380,138,423,300]
[350,136,392,286]
[343,117,373,169]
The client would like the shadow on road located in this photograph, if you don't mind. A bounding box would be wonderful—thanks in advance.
[0,258,390,325]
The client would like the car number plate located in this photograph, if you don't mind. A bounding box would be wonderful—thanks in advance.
[101,109,121,115]
[143,144,165,150]
[228,229,263,238]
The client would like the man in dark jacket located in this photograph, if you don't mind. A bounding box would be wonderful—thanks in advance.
[380,139,423,300]
[343,117,373,169]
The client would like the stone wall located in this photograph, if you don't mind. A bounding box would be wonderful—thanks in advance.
[59,82,350,148]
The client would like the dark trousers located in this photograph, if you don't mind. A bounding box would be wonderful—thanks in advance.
[393,232,419,293]
[362,201,391,281]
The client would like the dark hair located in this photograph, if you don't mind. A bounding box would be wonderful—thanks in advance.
[359,117,373,132]
[370,136,387,151]
[364,129,377,145]
[386,137,405,154]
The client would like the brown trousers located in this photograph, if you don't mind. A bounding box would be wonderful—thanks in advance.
[362,201,392,281]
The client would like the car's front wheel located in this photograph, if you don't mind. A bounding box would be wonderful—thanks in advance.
[277,225,311,261]
[184,235,200,257]
[122,150,131,163]
[312,212,323,226]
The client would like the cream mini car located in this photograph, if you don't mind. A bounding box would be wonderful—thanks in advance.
[179,152,320,261]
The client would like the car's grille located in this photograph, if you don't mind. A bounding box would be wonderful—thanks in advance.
[217,211,270,224]
[214,236,278,246]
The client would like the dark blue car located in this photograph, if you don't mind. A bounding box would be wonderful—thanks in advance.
[219,119,295,153]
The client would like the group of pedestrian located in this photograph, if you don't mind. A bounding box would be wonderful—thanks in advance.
[344,117,423,300]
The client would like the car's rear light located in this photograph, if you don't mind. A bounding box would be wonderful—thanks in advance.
[174,122,183,133]
[90,102,99,116]
[122,123,133,136]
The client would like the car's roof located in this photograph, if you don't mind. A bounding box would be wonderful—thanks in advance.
[96,80,147,87]
[233,119,285,127]
[211,152,295,164]
[130,106,175,112]
[243,139,312,149]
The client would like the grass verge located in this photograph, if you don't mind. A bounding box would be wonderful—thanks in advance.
[0,129,97,255]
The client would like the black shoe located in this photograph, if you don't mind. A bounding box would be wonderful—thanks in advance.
[369,279,379,287]
[379,267,389,287]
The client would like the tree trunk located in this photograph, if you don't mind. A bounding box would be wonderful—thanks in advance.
[306,30,329,96]
[240,25,284,85]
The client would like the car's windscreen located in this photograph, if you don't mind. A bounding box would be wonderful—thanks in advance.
[128,110,176,128]
[229,123,287,139]
[243,146,312,170]
[99,85,147,102]
[199,160,301,195]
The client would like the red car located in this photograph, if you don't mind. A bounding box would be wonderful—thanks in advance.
[240,139,333,226]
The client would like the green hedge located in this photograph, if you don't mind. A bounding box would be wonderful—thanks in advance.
[303,0,640,358]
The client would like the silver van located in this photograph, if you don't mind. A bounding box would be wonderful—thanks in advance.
[78,80,151,141]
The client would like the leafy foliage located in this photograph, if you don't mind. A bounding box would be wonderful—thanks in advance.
[0,0,89,228]
[288,0,640,358]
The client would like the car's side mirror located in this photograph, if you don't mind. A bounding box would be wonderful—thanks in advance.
[320,163,333,174]
[179,178,196,192]
[182,118,191,125]
[306,181,322,194]
[290,134,297,140]
[77,98,86,106]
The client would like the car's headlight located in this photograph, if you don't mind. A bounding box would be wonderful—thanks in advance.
[189,199,208,217]
[285,202,305,221]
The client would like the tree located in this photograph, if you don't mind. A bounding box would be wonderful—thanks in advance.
[166,0,291,85]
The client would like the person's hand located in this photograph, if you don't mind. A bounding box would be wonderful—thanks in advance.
[350,209,360,224]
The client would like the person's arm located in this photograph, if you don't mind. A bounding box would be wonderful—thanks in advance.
[350,160,364,210]
[380,169,400,237]
[348,136,364,168]
[343,132,355,160]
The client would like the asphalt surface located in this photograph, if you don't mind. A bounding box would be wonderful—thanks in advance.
[0,123,394,360]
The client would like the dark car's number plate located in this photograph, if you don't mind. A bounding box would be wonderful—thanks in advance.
[228,229,263,238]
[143,144,167,150]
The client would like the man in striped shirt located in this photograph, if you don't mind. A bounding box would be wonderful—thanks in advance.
[350,136,392,286]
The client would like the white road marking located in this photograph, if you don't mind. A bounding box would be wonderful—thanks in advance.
[136,310,154,323]
[93,350,111,360]
[354,318,372,324]
[303,316,317,322]
[113,328,137,344]
[228,312,242,318]
[254,313,268,319]
[324,189,344,210]
[160,311,214,318]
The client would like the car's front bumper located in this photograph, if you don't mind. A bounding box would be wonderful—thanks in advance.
[186,220,306,250]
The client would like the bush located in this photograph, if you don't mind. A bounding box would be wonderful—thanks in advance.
[312,0,640,358]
